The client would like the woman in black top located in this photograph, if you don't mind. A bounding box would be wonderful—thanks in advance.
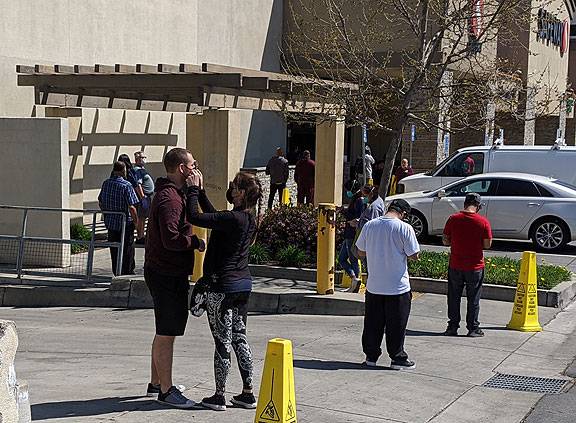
[186,170,263,412]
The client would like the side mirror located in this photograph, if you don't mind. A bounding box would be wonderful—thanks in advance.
[437,190,447,198]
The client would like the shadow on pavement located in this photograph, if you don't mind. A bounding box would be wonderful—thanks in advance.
[406,329,445,337]
[293,359,393,371]
[31,396,175,420]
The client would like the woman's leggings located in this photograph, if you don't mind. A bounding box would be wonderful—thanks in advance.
[206,291,253,394]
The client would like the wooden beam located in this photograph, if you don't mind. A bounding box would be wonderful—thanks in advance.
[242,77,269,90]
[54,65,74,73]
[179,63,202,73]
[35,64,55,73]
[95,64,114,73]
[115,64,136,73]
[136,64,157,73]
[17,73,243,89]
[74,65,95,73]
[157,64,179,73]
[16,65,35,74]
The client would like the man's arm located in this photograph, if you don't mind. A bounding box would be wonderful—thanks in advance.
[135,184,145,200]
[356,249,366,258]
[408,252,419,261]
[442,234,451,246]
[129,205,138,226]
[483,238,492,249]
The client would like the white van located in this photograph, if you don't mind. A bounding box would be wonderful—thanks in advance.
[397,144,576,193]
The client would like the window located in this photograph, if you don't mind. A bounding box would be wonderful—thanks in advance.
[446,179,494,197]
[436,152,485,177]
[535,184,555,197]
[495,180,541,197]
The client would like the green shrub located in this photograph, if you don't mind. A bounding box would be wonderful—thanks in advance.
[70,223,91,254]
[249,243,271,265]
[408,251,571,289]
[256,204,346,264]
[275,245,308,268]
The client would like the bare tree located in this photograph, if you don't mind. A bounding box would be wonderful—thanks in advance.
[283,0,563,197]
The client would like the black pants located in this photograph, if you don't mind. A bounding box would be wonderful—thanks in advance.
[268,183,286,209]
[447,267,484,331]
[362,291,412,362]
[206,291,253,395]
[108,222,135,276]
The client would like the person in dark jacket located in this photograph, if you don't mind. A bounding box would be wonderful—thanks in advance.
[144,147,205,409]
[338,186,369,292]
[394,158,414,182]
[186,169,263,412]
[294,150,315,205]
[265,147,289,208]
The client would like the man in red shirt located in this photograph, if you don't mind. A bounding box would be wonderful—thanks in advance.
[442,193,492,337]
[294,150,315,204]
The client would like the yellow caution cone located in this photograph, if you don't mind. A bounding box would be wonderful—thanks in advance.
[507,251,542,332]
[255,338,297,423]
[281,188,291,205]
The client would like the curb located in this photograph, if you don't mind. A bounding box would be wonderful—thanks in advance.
[249,265,576,308]
[0,277,366,316]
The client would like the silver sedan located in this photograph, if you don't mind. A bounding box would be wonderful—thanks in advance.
[386,173,576,252]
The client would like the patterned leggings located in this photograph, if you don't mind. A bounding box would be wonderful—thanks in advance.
[206,291,253,394]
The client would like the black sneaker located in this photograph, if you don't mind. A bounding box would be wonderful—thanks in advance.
[390,359,416,370]
[443,327,458,336]
[157,386,198,409]
[202,394,227,411]
[231,392,257,409]
[146,383,186,398]
[467,328,484,337]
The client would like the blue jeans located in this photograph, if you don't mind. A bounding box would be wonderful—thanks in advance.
[338,238,360,278]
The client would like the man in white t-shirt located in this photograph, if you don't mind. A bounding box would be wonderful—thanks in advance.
[355,198,420,369]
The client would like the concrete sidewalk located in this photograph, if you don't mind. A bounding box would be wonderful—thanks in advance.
[3,292,575,422]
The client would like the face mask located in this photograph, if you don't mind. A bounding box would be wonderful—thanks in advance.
[226,187,234,204]
[362,197,369,205]
[346,191,353,199]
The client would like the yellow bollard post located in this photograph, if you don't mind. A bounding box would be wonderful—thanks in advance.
[317,203,335,294]
[254,338,297,423]
[281,188,291,205]
[507,251,542,332]
[191,226,207,283]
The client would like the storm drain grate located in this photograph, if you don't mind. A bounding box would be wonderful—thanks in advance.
[483,373,569,394]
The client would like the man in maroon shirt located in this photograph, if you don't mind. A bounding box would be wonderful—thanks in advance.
[294,150,315,204]
[144,147,205,408]
[442,193,492,337]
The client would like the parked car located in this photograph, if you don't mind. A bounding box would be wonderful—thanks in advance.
[397,144,576,194]
[386,173,576,251]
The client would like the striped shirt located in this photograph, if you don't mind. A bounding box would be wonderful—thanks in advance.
[98,176,139,231]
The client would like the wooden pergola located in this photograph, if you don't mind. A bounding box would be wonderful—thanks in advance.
[16,62,355,115]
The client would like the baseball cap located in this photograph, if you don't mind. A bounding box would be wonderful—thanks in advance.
[464,193,481,205]
[388,198,411,214]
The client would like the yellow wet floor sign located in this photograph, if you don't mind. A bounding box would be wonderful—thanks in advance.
[507,251,542,332]
[255,338,297,423]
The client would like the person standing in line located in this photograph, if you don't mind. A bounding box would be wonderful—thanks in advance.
[442,193,492,337]
[98,161,139,276]
[294,150,315,205]
[394,158,414,182]
[144,148,205,408]
[339,187,368,293]
[133,151,155,244]
[265,147,289,209]
[186,169,263,412]
[355,199,420,369]
[364,145,375,183]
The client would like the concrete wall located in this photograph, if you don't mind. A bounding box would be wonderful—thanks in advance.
[2,0,286,167]
[0,118,70,266]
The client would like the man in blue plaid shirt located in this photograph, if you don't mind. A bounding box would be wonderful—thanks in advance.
[98,161,140,275]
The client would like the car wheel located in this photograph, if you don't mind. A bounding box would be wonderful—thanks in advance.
[531,219,569,252]
[407,211,428,240]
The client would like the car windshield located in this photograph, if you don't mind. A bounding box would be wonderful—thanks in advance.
[424,151,459,175]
